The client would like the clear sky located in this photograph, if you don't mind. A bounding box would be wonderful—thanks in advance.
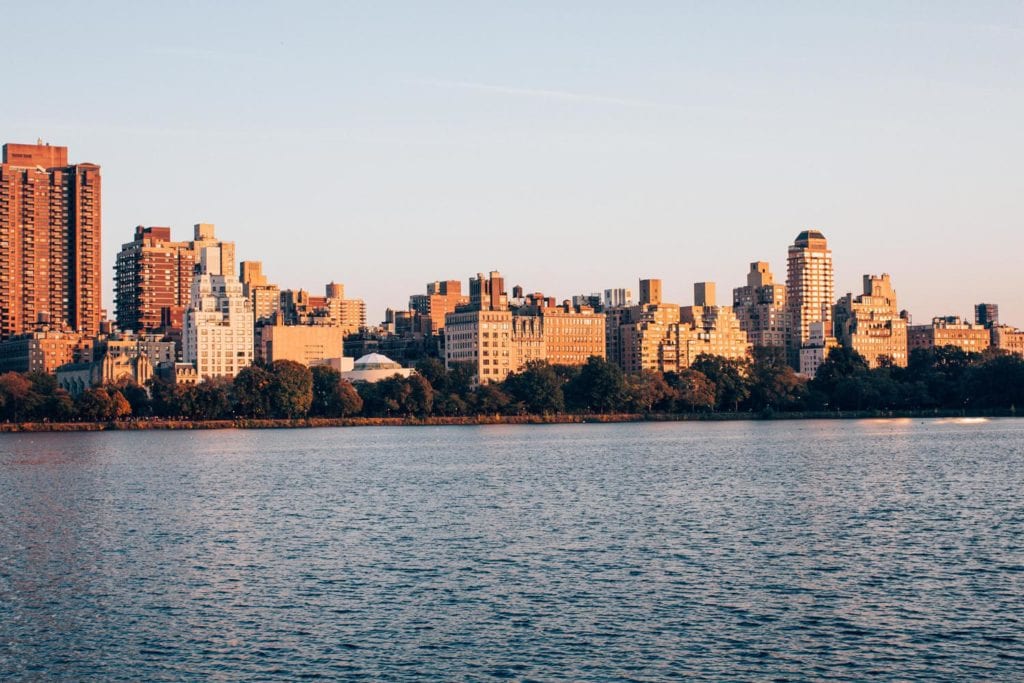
[4,2,1022,324]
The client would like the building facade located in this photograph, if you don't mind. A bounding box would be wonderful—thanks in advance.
[907,316,990,355]
[732,261,787,349]
[444,271,607,382]
[0,328,90,374]
[114,226,195,333]
[786,230,834,368]
[182,245,254,379]
[115,223,235,336]
[991,325,1024,358]
[240,260,281,323]
[0,142,102,339]
[258,323,350,368]
[833,274,908,368]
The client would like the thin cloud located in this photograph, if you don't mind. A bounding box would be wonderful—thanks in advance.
[417,79,692,111]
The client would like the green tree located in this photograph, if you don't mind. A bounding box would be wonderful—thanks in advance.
[666,369,716,412]
[472,383,513,415]
[503,361,565,414]
[691,354,751,412]
[967,352,1024,409]
[0,372,33,422]
[182,378,234,420]
[311,365,345,417]
[75,387,114,421]
[267,360,314,418]
[565,356,629,413]
[403,374,434,417]
[116,380,152,417]
[747,348,807,412]
[233,364,273,418]
[149,377,184,417]
[625,370,675,413]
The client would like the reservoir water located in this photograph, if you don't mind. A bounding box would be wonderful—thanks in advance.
[2,419,1023,680]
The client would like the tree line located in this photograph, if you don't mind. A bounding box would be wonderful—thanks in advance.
[1,346,1022,424]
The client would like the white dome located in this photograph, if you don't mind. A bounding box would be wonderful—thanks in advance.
[354,353,402,370]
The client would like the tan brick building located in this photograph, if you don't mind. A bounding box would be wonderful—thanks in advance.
[609,280,750,375]
[833,274,908,367]
[258,323,351,368]
[409,280,468,336]
[991,325,1024,358]
[444,271,607,382]
[908,316,990,355]
[733,261,787,349]
[1,142,102,339]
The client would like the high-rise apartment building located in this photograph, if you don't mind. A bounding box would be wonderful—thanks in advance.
[182,244,254,379]
[115,223,234,335]
[833,274,908,368]
[239,260,281,323]
[786,230,834,368]
[732,262,787,349]
[975,303,999,328]
[0,142,101,339]
[115,226,195,333]
[639,278,662,306]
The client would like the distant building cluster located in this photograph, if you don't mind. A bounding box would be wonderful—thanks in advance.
[1,140,1022,395]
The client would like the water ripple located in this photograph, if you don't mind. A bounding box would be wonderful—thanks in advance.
[1,419,1023,680]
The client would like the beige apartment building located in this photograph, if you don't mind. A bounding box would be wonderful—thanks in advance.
[908,316,990,354]
[786,230,834,368]
[610,280,750,375]
[279,282,366,335]
[733,261,787,349]
[991,325,1024,358]
[182,244,254,380]
[444,271,607,382]
[833,274,908,368]
[240,260,281,323]
[799,321,840,378]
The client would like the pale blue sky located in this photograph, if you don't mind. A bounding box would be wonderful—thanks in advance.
[4,1,1022,324]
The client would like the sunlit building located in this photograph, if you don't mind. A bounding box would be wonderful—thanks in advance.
[733,261,787,349]
[0,142,102,339]
[786,230,834,368]
[908,316,990,355]
[833,274,908,368]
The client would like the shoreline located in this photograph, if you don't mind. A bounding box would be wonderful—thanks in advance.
[0,409,1017,433]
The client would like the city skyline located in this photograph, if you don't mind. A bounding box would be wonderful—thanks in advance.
[1,3,1021,324]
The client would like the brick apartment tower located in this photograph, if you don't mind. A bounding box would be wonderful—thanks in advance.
[115,226,196,332]
[0,142,102,339]
[785,230,834,368]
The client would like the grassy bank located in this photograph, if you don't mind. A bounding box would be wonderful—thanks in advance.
[0,409,1017,433]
